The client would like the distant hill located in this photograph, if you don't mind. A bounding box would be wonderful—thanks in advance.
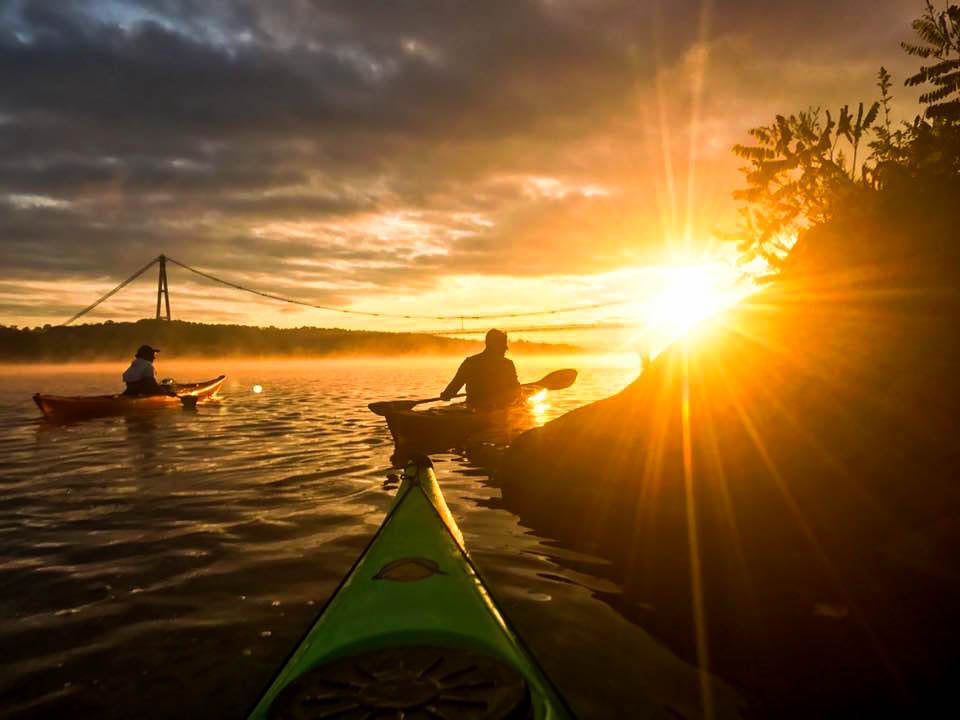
[0,319,580,362]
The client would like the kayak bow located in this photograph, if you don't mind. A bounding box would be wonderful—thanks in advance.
[249,457,574,719]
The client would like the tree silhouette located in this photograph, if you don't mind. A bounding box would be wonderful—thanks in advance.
[868,67,905,166]
[731,105,876,271]
[733,1,959,274]
[902,1,960,121]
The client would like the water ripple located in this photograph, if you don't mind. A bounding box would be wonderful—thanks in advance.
[0,357,715,720]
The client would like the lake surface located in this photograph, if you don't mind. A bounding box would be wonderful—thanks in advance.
[0,356,741,719]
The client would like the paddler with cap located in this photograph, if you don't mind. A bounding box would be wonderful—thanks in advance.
[122,345,174,396]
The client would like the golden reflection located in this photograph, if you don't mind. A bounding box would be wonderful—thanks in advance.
[681,348,714,720]
[527,388,549,423]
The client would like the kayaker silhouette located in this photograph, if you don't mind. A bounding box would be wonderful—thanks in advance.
[122,345,174,396]
[440,329,521,410]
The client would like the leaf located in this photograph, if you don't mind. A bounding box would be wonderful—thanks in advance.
[836,105,853,142]
[920,85,957,103]
[901,42,934,58]
[732,144,768,161]
[926,99,960,121]
[926,58,960,77]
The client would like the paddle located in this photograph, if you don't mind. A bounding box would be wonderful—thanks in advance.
[367,368,578,416]
[179,395,199,410]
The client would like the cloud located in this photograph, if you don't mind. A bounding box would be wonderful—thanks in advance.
[0,0,929,324]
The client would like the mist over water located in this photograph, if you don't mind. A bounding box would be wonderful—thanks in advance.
[0,356,738,719]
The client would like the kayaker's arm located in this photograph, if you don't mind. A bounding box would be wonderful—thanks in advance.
[440,361,468,401]
[507,359,521,402]
[507,358,520,388]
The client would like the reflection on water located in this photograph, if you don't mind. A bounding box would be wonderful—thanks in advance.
[0,357,740,719]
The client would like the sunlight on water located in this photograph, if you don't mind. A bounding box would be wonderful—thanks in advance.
[527,388,550,422]
[0,355,738,719]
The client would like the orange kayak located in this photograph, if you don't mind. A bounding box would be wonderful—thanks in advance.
[33,375,226,420]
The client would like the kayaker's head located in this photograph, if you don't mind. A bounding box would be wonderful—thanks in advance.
[135,345,159,362]
[484,329,508,356]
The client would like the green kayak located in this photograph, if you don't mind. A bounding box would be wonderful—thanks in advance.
[248,457,574,719]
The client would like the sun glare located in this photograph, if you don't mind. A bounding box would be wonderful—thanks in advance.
[527,388,549,422]
[644,264,742,339]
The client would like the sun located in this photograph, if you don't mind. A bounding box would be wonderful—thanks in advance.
[643,264,742,339]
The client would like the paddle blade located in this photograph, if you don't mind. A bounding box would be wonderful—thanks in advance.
[528,368,578,391]
[368,400,418,416]
[180,395,199,410]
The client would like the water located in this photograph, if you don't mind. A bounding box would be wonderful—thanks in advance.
[0,356,740,719]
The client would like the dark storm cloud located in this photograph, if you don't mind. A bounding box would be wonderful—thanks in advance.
[0,199,414,280]
[0,151,310,196]
[0,0,646,140]
[0,0,925,318]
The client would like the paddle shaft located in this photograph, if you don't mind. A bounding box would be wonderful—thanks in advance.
[367,368,576,416]
[399,392,463,406]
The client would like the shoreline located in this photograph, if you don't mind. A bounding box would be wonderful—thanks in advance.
[0,318,586,363]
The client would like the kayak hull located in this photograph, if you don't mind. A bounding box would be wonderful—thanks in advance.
[384,398,537,451]
[248,458,572,719]
[33,375,226,420]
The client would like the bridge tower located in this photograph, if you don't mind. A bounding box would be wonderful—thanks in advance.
[155,254,171,321]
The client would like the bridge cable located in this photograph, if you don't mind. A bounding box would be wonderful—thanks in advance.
[60,257,160,326]
[165,256,627,321]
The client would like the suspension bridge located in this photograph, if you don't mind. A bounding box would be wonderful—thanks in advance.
[60,255,636,336]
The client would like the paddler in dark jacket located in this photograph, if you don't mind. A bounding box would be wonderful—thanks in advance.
[122,345,173,396]
[440,329,521,410]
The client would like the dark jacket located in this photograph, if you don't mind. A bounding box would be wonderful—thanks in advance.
[441,351,521,409]
[123,378,172,396]
[121,359,172,396]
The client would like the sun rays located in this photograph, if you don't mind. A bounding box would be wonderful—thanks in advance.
[642,263,744,341]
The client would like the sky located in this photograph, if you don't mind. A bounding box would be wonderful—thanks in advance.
[0,0,927,346]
